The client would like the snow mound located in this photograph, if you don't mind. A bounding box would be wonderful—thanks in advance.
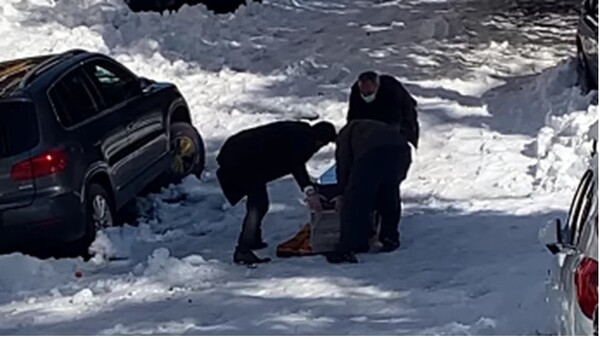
[534,105,597,191]
[528,60,598,192]
[419,317,497,335]
[135,248,223,286]
[90,225,141,261]
[0,254,80,301]
[89,176,232,262]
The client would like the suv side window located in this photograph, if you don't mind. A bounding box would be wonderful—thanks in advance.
[567,169,595,245]
[84,59,140,110]
[49,69,99,127]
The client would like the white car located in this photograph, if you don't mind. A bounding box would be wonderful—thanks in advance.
[540,151,598,335]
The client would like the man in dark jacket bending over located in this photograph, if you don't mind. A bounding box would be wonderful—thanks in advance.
[217,121,337,265]
[348,71,419,149]
[328,120,412,264]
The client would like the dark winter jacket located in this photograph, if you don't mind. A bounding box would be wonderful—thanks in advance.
[347,74,419,148]
[335,120,411,196]
[216,121,322,206]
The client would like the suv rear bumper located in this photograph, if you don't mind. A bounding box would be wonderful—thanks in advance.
[0,190,84,252]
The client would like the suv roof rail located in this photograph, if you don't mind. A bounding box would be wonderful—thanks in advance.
[19,49,88,89]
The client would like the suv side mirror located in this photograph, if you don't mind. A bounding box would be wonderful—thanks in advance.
[139,77,153,94]
[539,218,564,255]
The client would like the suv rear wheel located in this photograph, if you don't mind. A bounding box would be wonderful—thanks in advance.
[68,183,115,259]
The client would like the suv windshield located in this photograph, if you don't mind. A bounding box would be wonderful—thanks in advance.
[0,101,38,158]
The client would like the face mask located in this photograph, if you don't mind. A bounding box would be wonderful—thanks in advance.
[361,93,376,103]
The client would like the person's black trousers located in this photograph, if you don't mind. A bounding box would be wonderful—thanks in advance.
[237,185,269,251]
[338,145,411,253]
[375,181,401,243]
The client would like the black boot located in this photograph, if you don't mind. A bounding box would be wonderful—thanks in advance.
[325,251,358,264]
[353,243,370,254]
[233,246,271,265]
[380,238,400,252]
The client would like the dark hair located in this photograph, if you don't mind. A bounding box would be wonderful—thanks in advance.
[312,121,337,143]
[358,71,379,83]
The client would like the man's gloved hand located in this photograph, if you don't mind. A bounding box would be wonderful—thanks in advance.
[304,186,322,212]
[331,196,343,212]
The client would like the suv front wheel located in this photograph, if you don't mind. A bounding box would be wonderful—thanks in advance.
[166,122,205,183]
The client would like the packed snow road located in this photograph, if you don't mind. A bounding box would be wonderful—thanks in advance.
[0,0,597,335]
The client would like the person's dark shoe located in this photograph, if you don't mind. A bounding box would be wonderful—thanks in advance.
[380,238,400,252]
[249,240,268,250]
[325,251,358,264]
[233,247,271,265]
[353,244,370,254]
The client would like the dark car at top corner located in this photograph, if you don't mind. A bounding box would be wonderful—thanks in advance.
[0,49,205,258]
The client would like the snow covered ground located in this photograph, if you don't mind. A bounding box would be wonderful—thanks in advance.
[0,0,597,335]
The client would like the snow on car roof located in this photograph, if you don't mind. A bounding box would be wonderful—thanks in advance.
[0,55,53,97]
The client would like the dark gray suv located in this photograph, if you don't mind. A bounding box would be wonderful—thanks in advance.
[0,49,205,257]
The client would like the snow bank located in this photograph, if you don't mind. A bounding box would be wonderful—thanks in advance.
[0,254,80,302]
[418,317,496,335]
[534,106,597,191]
[90,225,141,261]
[528,60,598,192]
[89,176,234,262]
[135,248,223,285]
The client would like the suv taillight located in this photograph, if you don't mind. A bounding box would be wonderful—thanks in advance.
[575,257,598,319]
[10,150,67,181]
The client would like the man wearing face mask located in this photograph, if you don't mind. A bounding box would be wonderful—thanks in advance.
[347,71,419,149]
[325,71,417,261]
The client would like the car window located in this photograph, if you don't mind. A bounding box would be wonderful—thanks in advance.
[94,66,122,85]
[84,60,140,109]
[49,70,98,127]
[0,101,38,158]
[567,169,595,245]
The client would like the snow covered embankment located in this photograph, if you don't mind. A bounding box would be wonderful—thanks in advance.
[530,60,598,192]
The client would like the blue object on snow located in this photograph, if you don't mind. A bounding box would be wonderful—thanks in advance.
[317,164,337,185]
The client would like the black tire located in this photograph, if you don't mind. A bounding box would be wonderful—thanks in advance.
[67,183,115,259]
[165,122,205,184]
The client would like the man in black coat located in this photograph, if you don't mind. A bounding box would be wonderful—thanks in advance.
[347,71,419,149]
[216,120,337,265]
[328,120,412,264]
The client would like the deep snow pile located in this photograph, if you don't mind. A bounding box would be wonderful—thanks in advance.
[530,60,598,191]
[0,0,597,335]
